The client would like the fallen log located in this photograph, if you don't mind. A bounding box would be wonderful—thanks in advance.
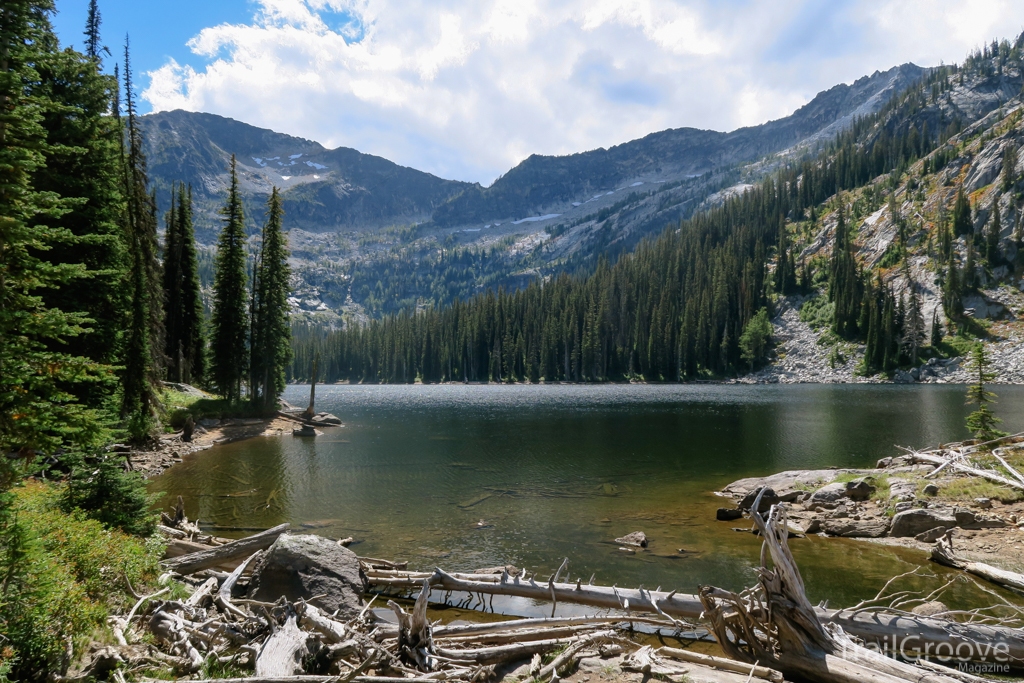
[931,532,1024,592]
[659,647,783,682]
[162,523,290,575]
[398,567,1024,665]
[908,452,1024,491]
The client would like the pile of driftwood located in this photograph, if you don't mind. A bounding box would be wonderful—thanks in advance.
[86,491,1024,683]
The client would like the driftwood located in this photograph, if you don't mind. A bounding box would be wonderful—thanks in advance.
[256,608,308,676]
[659,646,783,682]
[698,488,975,683]
[162,523,290,574]
[932,532,1024,592]
[366,566,1024,666]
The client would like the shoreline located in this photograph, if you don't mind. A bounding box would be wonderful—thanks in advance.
[715,449,1024,577]
[129,415,296,479]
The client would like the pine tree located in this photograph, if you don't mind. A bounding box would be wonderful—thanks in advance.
[986,202,1002,265]
[930,309,943,346]
[901,268,924,365]
[250,188,292,409]
[953,185,973,237]
[162,183,205,384]
[211,155,249,402]
[30,5,126,406]
[119,38,163,439]
[1003,143,1019,192]
[0,0,109,460]
[964,239,977,290]
[943,254,964,324]
[83,0,102,59]
[964,344,1005,442]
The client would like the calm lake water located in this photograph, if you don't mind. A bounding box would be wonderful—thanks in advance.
[150,384,1024,612]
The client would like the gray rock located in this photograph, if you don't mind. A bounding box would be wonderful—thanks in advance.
[822,518,890,538]
[975,497,993,509]
[248,534,365,618]
[716,508,743,522]
[876,457,893,469]
[914,526,950,543]
[615,531,648,548]
[893,370,915,384]
[894,501,914,513]
[922,483,940,496]
[845,477,877,501]
[888,479,917,502]
[738,486,780,512]
[955,507,1007,529]
[809,482,847,506]
[890,508,956,537]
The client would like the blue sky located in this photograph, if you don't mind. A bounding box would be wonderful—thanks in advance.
[49,1,1024,184]
[51,1,254,90]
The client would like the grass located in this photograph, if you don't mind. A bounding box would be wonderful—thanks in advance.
[920,476,1023,504]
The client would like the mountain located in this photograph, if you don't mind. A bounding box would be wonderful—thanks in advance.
[139,110,472,241]
[141,62,933,322]
[432,64,927,228]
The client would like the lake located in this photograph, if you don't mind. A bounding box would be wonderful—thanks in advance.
[150,383,1024,612]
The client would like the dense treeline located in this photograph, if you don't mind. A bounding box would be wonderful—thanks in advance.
[290,48,1024,383]
[0,2,294,676]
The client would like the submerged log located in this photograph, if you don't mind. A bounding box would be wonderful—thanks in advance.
[931,531,1024,592]
[162,523,290,575]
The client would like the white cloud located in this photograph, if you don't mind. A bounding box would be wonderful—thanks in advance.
[142,0,1024,184]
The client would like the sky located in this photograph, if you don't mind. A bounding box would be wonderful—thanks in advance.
[52,0,1024,185]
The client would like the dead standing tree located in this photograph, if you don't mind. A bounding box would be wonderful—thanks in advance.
[699,489,981,683]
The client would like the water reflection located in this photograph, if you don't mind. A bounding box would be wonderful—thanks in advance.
[150,384,1024,610]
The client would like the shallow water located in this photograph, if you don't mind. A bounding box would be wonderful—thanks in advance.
[150,383,1024,611]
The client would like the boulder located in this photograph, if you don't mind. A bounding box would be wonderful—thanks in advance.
[738,487,780,512]
[821,519,890,538]
[975,497,993,509]
[890,508,956,538]
[716,508,743,522]
[955,507,1007,530]
[876,457,893,469]
[845,478,877,502]
[888,479,917,502]
[808,483,847,506]
[248,534,365,618]
[922,483,939,496]
[615,531,648,548]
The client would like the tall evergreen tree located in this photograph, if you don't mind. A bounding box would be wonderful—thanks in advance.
[901,267,924,365]
[250,188,292,409]
[162,183,205,384]
[953,185,973,237]
[119,39,163,438]
[210,155,249,402]
[83,0,101,59]
[1003,143,1019,192]
[29,2,126,406]
[0,0,109,459]
[986,203,1002,265]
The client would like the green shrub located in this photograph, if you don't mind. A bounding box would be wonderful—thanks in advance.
[59,452,158,536]
[1,482,162,679]
[798,295,834,330]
